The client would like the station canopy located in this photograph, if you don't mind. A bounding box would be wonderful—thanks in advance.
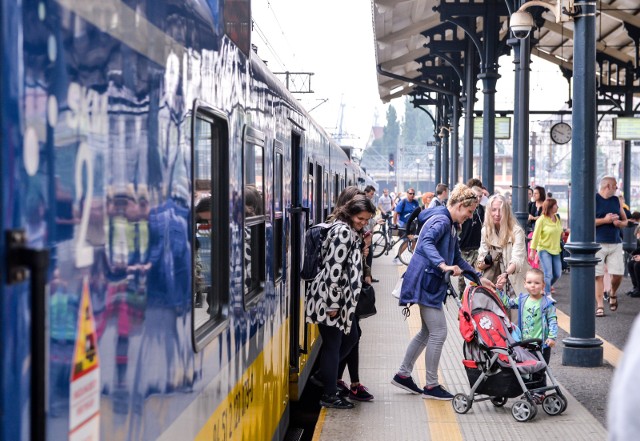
[372,0,640,103]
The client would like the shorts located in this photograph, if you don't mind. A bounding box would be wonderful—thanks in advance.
[595,243,624,276]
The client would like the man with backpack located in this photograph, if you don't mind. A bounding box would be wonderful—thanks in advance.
[393,188,420,229]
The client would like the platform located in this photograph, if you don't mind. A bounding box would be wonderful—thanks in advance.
[312,252,611,441]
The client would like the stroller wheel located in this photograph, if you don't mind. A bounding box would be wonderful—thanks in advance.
[452,393,473,414]
[543,394,567,415]
[490,396,508,407]
[512,399,537,422]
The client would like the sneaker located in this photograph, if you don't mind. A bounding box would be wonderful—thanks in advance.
[337,380,350,397]
[392,257,403,265]
[422,385,454,401]
[349,384,374,402]
[626,289,640,298]
[546,294,557,303]
[319,393,354,409]
[391,374,423,394]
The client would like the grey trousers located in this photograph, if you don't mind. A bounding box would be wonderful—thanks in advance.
[398,304,447,388]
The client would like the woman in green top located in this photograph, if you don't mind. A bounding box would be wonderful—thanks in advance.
[529,198,563,301]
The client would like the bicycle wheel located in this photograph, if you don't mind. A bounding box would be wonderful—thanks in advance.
[398,237,417,265]
[370,231,388,258]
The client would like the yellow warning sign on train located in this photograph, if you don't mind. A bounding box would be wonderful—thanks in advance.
[69,277,100,441]
[71,278,100,379]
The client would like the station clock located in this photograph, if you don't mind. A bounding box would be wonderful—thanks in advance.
[550,122,572,144]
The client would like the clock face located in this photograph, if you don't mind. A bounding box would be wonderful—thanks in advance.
[550,122,572,144]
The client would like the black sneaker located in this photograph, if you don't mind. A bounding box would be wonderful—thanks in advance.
[422,385,454,401]
[319,393,354,409]
[349,384,374,401]
[337,380,350,397]
[391,374,423,394]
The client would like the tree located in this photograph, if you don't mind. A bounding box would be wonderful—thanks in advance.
[383,105,400,153]
[401,96,434,146]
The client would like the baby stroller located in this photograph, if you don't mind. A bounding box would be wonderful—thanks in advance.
[447,271,567,422]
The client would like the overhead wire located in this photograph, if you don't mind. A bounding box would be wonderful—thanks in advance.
[253,20,288,70]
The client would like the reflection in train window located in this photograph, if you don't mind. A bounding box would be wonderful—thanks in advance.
[244,127,266,306]
[273,147,284,281]
[192,107,229,350]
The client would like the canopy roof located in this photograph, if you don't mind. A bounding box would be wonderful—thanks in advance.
[372,0,640,103]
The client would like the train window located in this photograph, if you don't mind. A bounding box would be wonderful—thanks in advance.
[273,146,284,281]
[307,161,314,224]
[324,171,330,219]
[333,174,339,205]
[244,127,266,307]
[315,164,323,222]
[192,106,230,351]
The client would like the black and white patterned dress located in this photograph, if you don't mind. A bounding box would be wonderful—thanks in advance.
[305,221,363,334]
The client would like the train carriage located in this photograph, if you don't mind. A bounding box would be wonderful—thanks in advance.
[0,0,373,440]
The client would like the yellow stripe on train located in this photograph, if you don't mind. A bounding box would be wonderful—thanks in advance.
[194,315,320,441]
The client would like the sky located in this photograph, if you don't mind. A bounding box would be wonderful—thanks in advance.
[252,1,570,152]
[252,0,382,152]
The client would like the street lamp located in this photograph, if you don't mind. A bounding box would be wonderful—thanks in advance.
[416,158,421,190]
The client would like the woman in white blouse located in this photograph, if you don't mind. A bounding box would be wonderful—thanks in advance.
[476,194,528,297]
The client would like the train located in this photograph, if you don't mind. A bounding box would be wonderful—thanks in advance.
[0,0,375,440]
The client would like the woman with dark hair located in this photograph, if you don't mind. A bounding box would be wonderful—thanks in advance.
[529,198,563,302]
[527,186,546,268]
[306,194,376,409]
[527,186,546,232]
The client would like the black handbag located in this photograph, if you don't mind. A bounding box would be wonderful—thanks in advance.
[356,282,377,319]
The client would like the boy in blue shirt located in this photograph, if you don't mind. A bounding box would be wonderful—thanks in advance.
[497,268,558,364]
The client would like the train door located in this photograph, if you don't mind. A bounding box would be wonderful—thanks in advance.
[287,132,305,397]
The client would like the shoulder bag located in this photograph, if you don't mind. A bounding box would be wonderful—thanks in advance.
[356,282,377,319]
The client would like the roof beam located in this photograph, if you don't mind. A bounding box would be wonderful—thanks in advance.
[377,16,440,44]
[541,19,634,64]
[531,47,573,70]
[596,0,640,29]
[379,47,429,70]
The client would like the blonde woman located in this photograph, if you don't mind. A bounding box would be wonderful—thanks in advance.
[476,194,528,297]
[391,184,493,400]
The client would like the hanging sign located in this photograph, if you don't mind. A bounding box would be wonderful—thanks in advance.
[69,278,100,441]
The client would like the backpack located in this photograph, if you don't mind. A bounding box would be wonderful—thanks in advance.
[300,222,333,280]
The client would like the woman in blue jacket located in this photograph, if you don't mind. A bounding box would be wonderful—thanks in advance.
[391,184,494,400]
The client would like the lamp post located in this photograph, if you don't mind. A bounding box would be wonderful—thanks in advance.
[416,158,421,190]
[510,0,601,368]
[428,152,434,192]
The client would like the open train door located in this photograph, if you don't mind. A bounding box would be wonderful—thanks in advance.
[287,129,321,400]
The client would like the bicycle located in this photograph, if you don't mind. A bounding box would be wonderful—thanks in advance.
[370,221,417,265]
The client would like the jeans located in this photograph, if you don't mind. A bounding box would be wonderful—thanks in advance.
[538,250,562,295]
[398,305,447,387]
